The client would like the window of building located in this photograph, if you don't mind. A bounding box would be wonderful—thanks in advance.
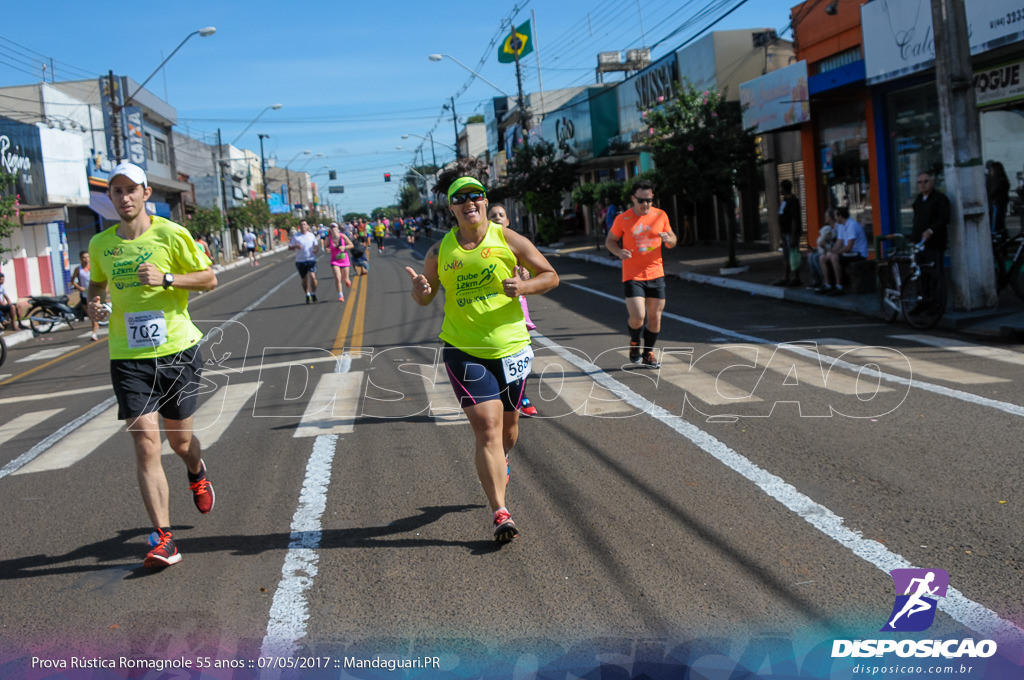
[153,137,168,165]
[818,98,872,234]
[887,82,942,237]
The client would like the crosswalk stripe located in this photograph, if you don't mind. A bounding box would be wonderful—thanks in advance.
[293,371,364,438]
[17,346,78,363]
[533,353,637,414]
[891,334,1024,367]
[161,380,263,455]
[816,338,1009,385]
[639,350,764,407]
[720,345,894,395]
[409,362,465,425]
[14,404,121,475]
[0,409,63,450]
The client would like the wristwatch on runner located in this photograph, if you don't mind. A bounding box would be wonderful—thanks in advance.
[162,272,175,289]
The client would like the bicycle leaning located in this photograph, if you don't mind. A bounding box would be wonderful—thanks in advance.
[877,234,947,329]
[990,229,1024,301]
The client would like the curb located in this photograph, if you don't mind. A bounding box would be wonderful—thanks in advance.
[545,246,1024,338]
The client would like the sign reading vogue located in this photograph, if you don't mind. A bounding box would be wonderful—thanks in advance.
[864,0,1024,84]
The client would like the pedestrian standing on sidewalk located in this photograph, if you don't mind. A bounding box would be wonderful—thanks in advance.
[604,180,678,368]
[773,179,803,287]
[404,157,559,543]
[86,162,217,569]
[911,171,950,304]
[488,202,539,417]
[71,250,100,341]
[289,219,320,303]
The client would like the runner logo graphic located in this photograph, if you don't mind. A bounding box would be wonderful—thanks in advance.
[881,568,949,632]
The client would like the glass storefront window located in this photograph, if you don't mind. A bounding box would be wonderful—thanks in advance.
[981,107,1024,233]
[887,82,942,237]
[818,99,873,234]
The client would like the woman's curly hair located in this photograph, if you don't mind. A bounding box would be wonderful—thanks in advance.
[432,156,489,198]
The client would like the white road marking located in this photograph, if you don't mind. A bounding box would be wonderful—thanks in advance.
[532,331,1024,647]
[160,380,263,454]
[818,338,1008,385]
[292,372,364,437]
[14,404,121,475]
[410,361,464,425]
[534,353,638,414]
[567,282,1024,418]
[0,409,63,449]
[892,333,1024,367]
[16,346,78,363]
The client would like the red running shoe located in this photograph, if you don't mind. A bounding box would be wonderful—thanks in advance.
[189,460,215,514]
[519,397,538,417]
[144,529,182,568]
[493,509,519,544]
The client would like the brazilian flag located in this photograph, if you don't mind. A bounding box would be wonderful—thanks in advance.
[498,20,533,63]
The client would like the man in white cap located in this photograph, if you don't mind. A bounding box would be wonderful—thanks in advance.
[87,162,218,568]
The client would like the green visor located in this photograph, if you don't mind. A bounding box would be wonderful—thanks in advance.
[447,176,486,202]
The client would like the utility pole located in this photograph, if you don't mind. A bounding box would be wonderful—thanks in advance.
[449,96,460,158]
[931,0,997,310]
[258,133,270,204]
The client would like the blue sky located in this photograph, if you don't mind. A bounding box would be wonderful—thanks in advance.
[1,0,800,214]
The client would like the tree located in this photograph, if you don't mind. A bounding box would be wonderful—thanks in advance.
[504,140,577,244]
[0,172,18,263]
[642,83,760,266]
[190,206,224,235]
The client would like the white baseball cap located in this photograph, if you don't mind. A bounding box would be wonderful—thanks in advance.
[109,161,148,187]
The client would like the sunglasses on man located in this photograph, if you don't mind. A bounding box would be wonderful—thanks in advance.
[450,192,487,205]
[634,196,654,204]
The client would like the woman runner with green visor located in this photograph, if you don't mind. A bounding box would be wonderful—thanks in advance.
[405,157,559,543]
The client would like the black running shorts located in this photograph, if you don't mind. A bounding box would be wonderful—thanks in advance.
[623,276,667,299]
[110,344,203,421]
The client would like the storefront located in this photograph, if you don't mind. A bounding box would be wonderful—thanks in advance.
[864,0,1024,238]
[782,0,878,248]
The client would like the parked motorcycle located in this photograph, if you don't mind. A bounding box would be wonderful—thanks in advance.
[24,294,88,335]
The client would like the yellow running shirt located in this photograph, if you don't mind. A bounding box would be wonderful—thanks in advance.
[89,216,212,360]
[437,222,529,359]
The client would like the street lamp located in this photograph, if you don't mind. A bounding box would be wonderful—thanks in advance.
[429,52,529,136]
[231,104,282,147]
[428,54,511,97]
[298,152,325,172]
[126,27,217,104]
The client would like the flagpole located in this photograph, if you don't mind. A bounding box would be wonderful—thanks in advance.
[532,10,545,118]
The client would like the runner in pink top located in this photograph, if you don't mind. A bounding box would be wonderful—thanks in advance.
[326,222,354,301]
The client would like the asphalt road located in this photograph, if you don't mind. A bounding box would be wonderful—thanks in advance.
[1,237,1022,678]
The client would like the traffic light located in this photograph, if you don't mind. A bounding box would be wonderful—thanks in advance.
[329,170,337,180]
[384,173,391,182]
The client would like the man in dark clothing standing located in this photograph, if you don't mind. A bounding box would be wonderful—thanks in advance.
[774,179,802,286]
[912,171,950,255]
[911,171,950,310]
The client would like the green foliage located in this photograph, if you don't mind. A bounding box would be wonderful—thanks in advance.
[343,212,370,223]
[466,114,485,124]
[571,181,599,206]
[399,183,426,216]
[272,213,299,232]
[190,206,224,235]
[504,140,577,244]
[641,83,759,202]
[0,172,17,262]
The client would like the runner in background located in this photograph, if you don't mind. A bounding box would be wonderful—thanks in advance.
[488,202,539,417]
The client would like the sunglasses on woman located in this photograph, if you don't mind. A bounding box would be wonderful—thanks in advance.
[450,192,487,205]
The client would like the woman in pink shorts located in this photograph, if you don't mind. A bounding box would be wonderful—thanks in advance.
[326,222,354,301]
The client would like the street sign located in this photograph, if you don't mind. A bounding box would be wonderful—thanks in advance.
[328,185,345,194]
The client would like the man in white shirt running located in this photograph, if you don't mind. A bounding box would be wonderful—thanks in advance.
[289,219,320,303]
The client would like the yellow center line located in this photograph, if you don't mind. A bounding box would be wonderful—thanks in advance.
[332,274,363,353]
[0,336,108,386]
[351,272,369,350]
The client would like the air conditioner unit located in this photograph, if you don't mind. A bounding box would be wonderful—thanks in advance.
[598,51,622,65]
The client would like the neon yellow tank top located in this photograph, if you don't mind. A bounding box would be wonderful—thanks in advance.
[437,222,529,359]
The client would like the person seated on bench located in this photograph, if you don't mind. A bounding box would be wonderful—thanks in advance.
[818,206,869,296]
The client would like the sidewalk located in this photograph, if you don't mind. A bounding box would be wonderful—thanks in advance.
[543,236,1024,340]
